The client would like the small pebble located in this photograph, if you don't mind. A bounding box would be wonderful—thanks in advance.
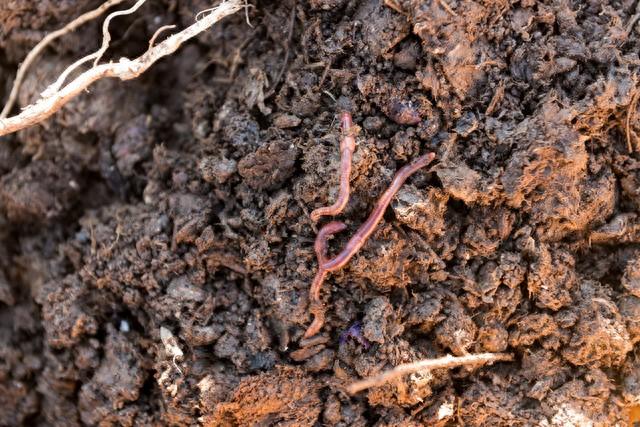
[119,320,130,333]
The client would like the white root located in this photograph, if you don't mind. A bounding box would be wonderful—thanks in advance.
[0,0,244,138]
[347,352,514,394]
[42,0,149,99]
[0,0,128,119]
[148,25,177,49]
[93,0,149,67]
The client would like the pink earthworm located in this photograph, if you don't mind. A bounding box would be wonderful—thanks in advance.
[310,112,357,222]
[303,152,436,339]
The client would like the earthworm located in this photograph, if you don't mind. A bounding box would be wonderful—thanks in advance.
[303,152,436,339]
[310,112,357,222]
[313,221,347,266]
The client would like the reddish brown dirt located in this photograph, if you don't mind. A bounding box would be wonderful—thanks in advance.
[2,0,640,425]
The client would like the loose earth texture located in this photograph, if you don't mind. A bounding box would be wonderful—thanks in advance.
[1,0,640,425]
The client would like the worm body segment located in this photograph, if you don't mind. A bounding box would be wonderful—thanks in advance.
[310,112,357,222]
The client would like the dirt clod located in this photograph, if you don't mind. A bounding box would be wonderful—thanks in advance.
[1,0,639,424]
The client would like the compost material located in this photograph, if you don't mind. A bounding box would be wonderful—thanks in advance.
[1,0,640,425]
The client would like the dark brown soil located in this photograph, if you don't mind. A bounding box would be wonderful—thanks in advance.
[1,0,640,425]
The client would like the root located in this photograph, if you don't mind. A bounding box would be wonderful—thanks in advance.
[43,0,149,99]
[436,0,459,17]
[347,352,514,394]
[94,0,149,66]
[0,0,128,119]
[0,0,244,137]
[627,88,640,152]
[149,25,177,49]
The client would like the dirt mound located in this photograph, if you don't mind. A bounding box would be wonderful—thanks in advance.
[1,0,640,425]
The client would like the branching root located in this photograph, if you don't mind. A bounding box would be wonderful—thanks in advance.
[0,0,128,119]
[0,0,243,137]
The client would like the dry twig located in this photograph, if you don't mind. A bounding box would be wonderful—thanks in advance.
[0,0,243,137]
[303,152,436,339]
[0,0,128,119]
[347,352,514,394]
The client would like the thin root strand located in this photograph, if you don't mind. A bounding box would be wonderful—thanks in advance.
[627,88,640,153]
[149,25,177,49]
[347,352,514,394]
[42,0,149,99]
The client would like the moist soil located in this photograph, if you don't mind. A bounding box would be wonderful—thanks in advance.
[1,0,640,425]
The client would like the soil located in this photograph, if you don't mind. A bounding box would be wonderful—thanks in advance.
[1,0,640,425]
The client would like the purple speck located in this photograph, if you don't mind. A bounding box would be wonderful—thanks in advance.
[339,322,370,349]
